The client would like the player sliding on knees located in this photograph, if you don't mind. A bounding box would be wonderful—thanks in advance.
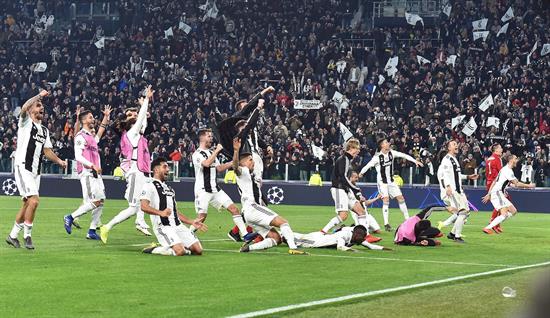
[141,157,206,256]
[359,138,423,232]
[63,105,112,240]
[232,138,307,255]
[100,86,155,243]
[481,154,535,234]
[321,138,380,242]
[191,128,253,242]
[394,205,446,247]
[294,225,390,252]
[6,90,67,249]
[436,140,479,243]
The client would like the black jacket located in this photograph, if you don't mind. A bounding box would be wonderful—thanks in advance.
[331,152,360,192]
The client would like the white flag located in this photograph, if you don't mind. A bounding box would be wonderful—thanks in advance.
[478,94,494,112]
[33,62,48,73]
[339,123,353,142]
[94,37,105,49]
[384,56,398,71]
[179,22,192,34]
[442,3,452,17]
[473,31,489,41]
[378,74,385,85]
[164,27,173,39]
[541,44,550,57]
[446,54,457,67]
[501,7,514,23]
[462,117,478,136]
[405,12,424,27]
[46,15,55,27]
[384,56,398,78]
[527,41,537,65]
[416,55,431,65]
[496,23,509,37]
[311,144,325,160]
[451,115,465,129]
[472,18,488,30]
[332,91,344,103]
[486,116,500,128]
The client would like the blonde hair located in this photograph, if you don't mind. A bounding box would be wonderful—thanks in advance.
[345,138,360,151]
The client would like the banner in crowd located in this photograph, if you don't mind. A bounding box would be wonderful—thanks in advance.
[294,99,323,110]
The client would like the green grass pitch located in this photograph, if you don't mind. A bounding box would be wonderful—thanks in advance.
[1,196,549,318]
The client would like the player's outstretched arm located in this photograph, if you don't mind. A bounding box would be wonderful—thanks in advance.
[365,194,382,205]
[216,162,233,172]
[232,138,242,176]
[74,105,81,133]
[177,212,208,232]
[21,90,49,118]
[510,179,536,189]
[130,85,153,136]
[96,105,112,140]
[358,156,378,177]
[395,150,423,167]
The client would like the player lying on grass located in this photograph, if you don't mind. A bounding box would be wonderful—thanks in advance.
[293,225,390,251]
[232,137,307,255]
[394,205,446,247]
[481,154,535,235]
[347,171,382,235]
[141,157,207,256]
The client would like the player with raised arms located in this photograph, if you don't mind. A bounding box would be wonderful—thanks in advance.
[359,138,423,232]
[6,90,67,249]
[63,105,112,240]
[100,86,154,243]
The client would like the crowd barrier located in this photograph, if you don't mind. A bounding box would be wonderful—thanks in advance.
[1,175,549,213]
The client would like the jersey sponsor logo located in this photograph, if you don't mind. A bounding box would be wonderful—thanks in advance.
[32,131,46,144]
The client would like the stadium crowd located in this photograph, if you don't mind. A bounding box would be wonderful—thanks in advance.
[0,0,548,187]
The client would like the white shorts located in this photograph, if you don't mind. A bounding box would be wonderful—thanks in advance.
[442,192,469,212]
[490,191,513,211]
[252,152,263,183]
[194,189,233,214]
[125,172,151,206]
[14,165,40,198]
[243,203,278,238]
[80,174,106,202]
[331,188,357,212]
[154,224,199,248]
[377,181,402,199]
[294,232,331,248]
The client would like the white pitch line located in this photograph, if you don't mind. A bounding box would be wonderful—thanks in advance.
[204,248,513,268]
[226,260,550,318]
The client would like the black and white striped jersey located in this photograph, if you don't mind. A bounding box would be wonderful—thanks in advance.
[360,150,417,184]
[192,148,220,193]
[236,166,262,207]
[140,179,180,227]
[437,154,466,195]
[15,116,53,175]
